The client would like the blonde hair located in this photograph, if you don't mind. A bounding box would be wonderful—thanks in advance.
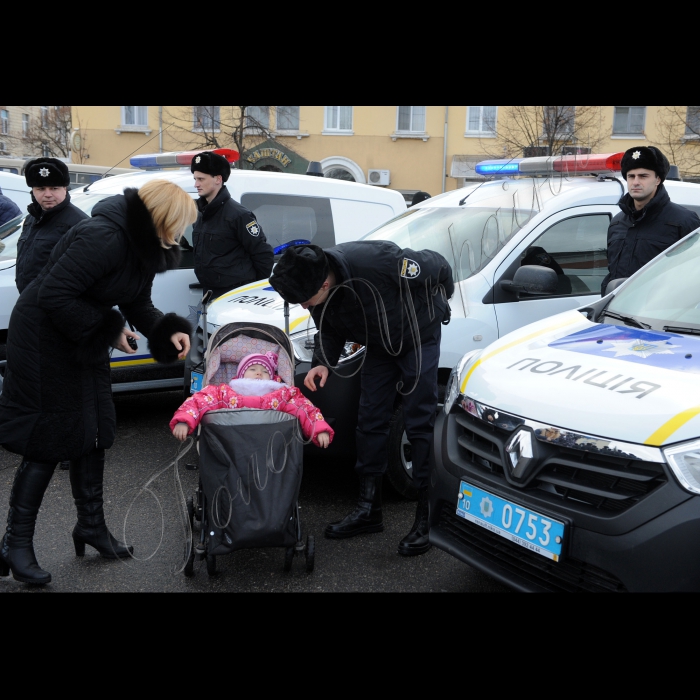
[137,179,198,248]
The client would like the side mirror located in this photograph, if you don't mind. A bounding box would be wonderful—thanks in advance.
[605,278,628,294]
[500,265,558,297]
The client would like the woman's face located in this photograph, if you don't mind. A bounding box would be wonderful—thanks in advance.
[243,364,271,380]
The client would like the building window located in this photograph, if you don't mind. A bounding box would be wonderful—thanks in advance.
[193,106,220,131]
[122,106,148,126]
[0,110,8,135]
[466,106,497,135]
[22,113,29,138]
[324,106,353,132]
[685,106,700,136]
[613,106,646,135]
[246,106,270,130]
[41,106,48,129]
[41,142,50,157]
[543,106,575,137]
[276,106,300,131]
[397,106,425,133]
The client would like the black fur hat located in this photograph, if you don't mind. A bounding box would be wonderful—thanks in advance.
[25,157,70,187]
[621,146,670,182]
[269,244,329,304]
[190,151,231,182]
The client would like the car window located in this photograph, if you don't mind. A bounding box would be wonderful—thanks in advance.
[0,215,22,261]
[240,193,335,250]
[523,214,610,296]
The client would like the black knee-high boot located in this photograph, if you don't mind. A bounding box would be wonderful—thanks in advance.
[397,486,431,556]
[0,460,56,584]
[69,449,133,559]
[325,475,384,539]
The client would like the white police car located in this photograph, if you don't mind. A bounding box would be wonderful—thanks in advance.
[199,151,700,499]
[432,223,700,591]
[0,149,406,394]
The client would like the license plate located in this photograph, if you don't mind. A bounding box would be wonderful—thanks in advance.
[190,371,203,394]
[456,480,565,561]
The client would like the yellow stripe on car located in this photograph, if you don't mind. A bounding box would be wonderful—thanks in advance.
[460,314,582,394]
[645,407,700,446]
[215,280,270,301]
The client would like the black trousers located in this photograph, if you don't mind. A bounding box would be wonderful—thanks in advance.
[354,325,441,488]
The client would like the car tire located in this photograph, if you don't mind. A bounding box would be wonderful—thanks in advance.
[386,384,445,501]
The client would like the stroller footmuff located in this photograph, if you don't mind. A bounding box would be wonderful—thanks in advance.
[183,322,315,578]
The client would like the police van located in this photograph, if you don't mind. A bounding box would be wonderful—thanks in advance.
[197,152,700,499]
[0,149,406,393]
[433,225,700,592]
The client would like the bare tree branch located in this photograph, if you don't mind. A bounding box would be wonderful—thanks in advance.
[6,106,73,159]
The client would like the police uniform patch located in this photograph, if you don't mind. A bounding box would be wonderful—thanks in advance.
[400,258,420,278]
[39,167,50,177]
[246,220,260,237]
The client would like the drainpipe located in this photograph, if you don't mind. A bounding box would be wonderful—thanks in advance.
[159,106,163,153]
[442,105,448,193]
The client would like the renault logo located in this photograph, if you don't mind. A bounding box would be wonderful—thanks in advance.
[505,429,535,480]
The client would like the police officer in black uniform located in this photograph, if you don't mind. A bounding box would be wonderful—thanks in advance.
[270,241,454,556]
[191,151,274,299]
[601,146,700,295]
[16,158,88,294]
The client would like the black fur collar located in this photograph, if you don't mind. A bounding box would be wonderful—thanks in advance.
[123,187,181,273]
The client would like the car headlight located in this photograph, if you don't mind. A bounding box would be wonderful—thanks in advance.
[290,328,315,363]
[664,439,700,495]
[444,349,482,415]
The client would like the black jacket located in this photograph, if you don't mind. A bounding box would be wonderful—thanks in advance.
[192,186,274,294]
[15,192,89,293]
[602,184,700,294]
[0,188,191,462]
[309,240,454,368]
[0,194,20,227]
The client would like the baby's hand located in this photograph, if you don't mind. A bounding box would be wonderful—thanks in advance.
[173,423,189,442]
[317,431,330,448]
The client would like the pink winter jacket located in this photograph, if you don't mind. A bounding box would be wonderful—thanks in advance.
[169,380,334,448]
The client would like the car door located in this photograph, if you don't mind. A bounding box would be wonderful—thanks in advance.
[492,206,617,338]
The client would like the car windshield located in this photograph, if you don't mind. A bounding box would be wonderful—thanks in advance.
[363,180,547,282]
[608,230,700,331]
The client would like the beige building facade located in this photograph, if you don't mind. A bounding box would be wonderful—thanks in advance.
[69,106,700,199]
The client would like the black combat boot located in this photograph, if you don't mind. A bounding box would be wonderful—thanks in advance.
[0,460,56,584]
[397,486,431,556]
[69,449,133,559]
[325,475,384,539]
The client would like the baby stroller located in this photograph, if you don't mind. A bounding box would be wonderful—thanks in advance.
[183,320,314,577]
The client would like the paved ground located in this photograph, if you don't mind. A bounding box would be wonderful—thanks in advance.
[0,390,511,594]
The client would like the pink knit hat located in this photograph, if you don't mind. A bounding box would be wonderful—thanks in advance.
[236,351,278,379]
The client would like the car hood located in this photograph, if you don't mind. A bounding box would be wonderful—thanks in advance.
[460,309,700,447]
[203,281,313,334]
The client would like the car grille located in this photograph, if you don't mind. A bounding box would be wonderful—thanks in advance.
[454,412,666,514]
[437,503,627,592]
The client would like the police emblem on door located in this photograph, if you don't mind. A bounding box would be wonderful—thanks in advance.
[246,220,260,237]
[400,258,420,278]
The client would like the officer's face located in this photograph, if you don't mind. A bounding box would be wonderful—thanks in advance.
[32,186,67,210]
[626,168,660,207]
[193,171,222,201]
[300,280,331,310]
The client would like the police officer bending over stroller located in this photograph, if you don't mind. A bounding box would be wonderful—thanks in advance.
[270,241,453,557]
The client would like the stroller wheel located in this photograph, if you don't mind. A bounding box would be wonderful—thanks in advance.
[305,535,315,573]
[283,546,294,572]
[206,554,216,577]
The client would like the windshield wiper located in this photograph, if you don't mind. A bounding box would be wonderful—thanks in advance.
[663,325,700,335]
[601,310,651,329]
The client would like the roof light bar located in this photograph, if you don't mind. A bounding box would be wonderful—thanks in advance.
[130,147,240,170]
[475,152,624,178]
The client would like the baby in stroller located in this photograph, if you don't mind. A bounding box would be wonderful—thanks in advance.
[170,350,334,448]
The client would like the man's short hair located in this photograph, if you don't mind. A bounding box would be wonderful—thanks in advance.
[190,151,231,182]
[269,244,329,304]
[25,158,70,188]
[621,146,670,183]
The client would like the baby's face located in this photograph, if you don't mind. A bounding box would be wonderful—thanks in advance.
[243,364,271,380]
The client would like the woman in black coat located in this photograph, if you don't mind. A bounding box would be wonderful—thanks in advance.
[0,179,197,585]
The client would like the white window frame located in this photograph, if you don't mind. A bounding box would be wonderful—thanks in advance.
[465,106,497,137]
[245,106,270,133]
[392,106,429,141]
[115,106,151,135]
[684,106,700,140]
[542,106,575,139]
[193,106,221,132]
[0,110,8,136]
[41,106,48,129]
[323,106,354,135]
[22,113,29,138]
[612,106,646,138]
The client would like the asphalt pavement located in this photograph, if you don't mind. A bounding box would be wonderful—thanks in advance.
[0,390,510,594]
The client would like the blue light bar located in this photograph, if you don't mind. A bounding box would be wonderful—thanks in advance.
[475,159,522,176]
[130,154,161,168]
